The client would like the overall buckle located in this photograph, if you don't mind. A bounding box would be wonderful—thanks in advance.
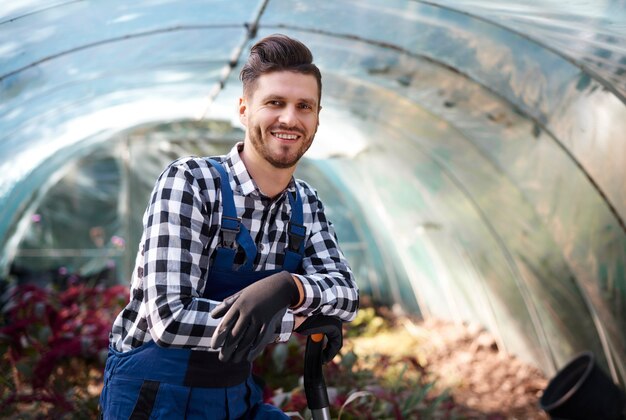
[220,216,241,249]
[288,222,306,252]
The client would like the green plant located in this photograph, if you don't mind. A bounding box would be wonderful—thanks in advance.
[253,309,459,420]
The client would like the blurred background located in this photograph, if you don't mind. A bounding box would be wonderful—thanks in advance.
[1,0,625,417]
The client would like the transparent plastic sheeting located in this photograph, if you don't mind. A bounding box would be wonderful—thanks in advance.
[1,0,625,385]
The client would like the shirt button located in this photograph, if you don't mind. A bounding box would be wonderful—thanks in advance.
[259,244,265,251]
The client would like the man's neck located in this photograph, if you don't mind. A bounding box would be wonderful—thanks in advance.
[240,145,295,199]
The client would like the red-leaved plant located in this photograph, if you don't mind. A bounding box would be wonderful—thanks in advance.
[1,284,455,419]
[0,282,128,417]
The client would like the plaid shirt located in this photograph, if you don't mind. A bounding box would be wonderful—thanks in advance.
[111,143,359,352]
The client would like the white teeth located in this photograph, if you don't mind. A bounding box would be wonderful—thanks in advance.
[273,133,298,140]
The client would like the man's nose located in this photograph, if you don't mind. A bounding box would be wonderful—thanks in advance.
[278,105,298,127]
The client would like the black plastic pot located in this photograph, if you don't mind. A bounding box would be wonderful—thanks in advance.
[540,351,626,420]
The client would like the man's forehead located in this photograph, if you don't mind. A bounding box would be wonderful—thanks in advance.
[250,71,320,102]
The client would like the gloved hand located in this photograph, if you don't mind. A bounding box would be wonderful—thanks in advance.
[210,271,299,363]
[295,314,343,363]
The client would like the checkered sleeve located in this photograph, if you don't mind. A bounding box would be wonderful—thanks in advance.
[142,158,222,349]
[291,183,359,322]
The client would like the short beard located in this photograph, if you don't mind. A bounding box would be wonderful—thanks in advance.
[249,125,315,169]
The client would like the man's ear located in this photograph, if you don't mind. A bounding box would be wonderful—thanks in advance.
[238,97,248,127]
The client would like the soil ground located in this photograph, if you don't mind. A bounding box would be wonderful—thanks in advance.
[347,312,550,419]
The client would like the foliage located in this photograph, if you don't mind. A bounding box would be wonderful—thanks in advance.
[0,282,128,418]
[1,282,457,419]
[344,306,391,338]
[255,308,458,419]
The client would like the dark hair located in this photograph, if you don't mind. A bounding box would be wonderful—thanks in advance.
[240,34,322,103]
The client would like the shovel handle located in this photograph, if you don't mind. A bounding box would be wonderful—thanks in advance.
[304,333,331,420]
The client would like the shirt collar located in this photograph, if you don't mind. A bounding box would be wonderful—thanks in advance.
[225,142,297,198]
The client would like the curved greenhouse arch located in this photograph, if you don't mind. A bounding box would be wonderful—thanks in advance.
[1,0,624,386]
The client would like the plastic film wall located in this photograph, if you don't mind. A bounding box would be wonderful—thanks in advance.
[1,0,625,384]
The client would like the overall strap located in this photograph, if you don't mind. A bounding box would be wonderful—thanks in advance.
[284,186,306,272]
[206,158,256,271]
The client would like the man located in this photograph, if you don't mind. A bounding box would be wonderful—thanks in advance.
[100,34,359,419]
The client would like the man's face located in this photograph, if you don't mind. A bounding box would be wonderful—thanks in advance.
[239,71,320,169]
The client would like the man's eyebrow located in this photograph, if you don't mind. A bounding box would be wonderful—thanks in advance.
[300,97,318,106]
[261,95,285,102]
[262,95,318,106]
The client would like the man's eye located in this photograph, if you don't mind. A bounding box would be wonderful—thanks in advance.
[298,103,313,110]
[269,100,282,106]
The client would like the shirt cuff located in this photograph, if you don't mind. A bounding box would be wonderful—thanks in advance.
[291,274,322,314]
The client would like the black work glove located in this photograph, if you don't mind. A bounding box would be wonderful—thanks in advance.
[295,314,343,363]
[210,271,299,363]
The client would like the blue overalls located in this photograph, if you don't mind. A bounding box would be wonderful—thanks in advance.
[100,159,306,419]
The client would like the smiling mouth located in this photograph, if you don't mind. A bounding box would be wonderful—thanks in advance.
[271,132,300,141]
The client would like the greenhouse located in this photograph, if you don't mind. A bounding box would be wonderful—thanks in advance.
[1,0,625,417]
